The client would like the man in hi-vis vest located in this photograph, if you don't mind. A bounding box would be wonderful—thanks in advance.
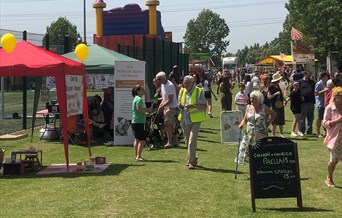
[178,75,207,169]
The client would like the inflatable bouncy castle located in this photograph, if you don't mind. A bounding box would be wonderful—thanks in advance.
[91,0,189,84]
[93,0,164,50]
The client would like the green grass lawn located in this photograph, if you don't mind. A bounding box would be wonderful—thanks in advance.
[0,86,341,217]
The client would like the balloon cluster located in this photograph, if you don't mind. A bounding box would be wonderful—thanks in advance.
[1,33,16,54]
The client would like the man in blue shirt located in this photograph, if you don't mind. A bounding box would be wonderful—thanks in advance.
[292,68,304,82]
[315,72,329,137]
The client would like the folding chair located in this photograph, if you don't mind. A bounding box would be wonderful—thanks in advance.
[63,115,87,145]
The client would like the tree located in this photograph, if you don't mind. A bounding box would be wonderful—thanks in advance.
[42,17,82,51]
[285,0,342,69]
[183,9,230,66]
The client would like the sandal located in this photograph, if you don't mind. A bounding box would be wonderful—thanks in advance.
[325,180,336,188]
[135,157,146,162]
[188,163,195,169]
[164,144,174,148]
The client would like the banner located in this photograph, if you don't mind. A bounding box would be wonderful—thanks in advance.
[94,74,114,89]
[114,61,145,145]
[40,77,50,102]
[65,75,83,117]
[291,40,315,62]
[220,111,243,144]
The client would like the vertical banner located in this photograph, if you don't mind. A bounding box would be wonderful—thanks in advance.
[114,61,145,145]
[94,74,115,89]
[40,77,50,102]
[65,75,83,117]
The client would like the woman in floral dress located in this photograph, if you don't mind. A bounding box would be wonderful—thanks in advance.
[237,90,276,164]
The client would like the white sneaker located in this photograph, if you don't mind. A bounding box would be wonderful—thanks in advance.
[104,141,114,146]
[291,132,298,137]
[208,112,213,118]
[298,132,304,136]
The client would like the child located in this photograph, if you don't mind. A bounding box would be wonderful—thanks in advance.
[235,83,248,116]
[285,82,302,136]
[202,73,218,118]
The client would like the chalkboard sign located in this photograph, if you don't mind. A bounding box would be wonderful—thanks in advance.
[249,137,302,212]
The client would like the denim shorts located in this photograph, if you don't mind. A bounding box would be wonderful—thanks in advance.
[317,107,325,120]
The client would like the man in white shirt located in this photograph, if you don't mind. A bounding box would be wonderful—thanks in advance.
[156,71,179,147]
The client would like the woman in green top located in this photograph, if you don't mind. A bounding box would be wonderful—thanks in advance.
[132,85,152,161]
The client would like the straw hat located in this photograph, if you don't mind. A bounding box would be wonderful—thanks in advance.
[271,71,282,83]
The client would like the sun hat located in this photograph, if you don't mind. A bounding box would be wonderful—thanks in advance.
[271,71,282,83]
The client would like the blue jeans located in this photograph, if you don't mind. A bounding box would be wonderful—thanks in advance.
[300,102,314,134]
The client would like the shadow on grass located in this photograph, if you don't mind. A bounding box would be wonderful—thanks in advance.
[144,159,177,163]
[287,137,317,141]
[198,137,221,144]
[262,207,334,212]
[195,165,244,174]
[200,127,221,131]
[0,164,141,179]
[199,129,220,134]
[300,177,310,180]
[164,145,208,152]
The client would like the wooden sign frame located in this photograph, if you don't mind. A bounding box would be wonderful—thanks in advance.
[248,137,302,212]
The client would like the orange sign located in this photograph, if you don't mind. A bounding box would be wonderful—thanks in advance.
[115,80,144,88]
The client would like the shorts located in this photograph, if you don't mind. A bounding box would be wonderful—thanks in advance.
[204,91,211,99]
[131,123,147,140]
[163,108,177,126]
[145,102,152,108]
[317,107,325,120]
[291,107,301,114]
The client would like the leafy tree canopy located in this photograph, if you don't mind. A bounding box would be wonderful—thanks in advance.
[236,0,341,70]
[285,0,342,68]
[183,9,230,66]
[42,17,82,51]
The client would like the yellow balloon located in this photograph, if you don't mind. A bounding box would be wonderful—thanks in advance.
[75,43,89,62]
[1,33,16,54]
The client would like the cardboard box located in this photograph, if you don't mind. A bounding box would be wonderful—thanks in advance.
[95,156,106,164]
[3,162,22,175]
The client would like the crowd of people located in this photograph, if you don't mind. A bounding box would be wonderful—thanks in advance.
[89,64,341,187]
[217,66,341,189]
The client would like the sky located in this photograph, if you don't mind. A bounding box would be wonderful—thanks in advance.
[0,0,288,53]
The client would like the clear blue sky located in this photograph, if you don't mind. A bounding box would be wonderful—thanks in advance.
[0,0,288,53]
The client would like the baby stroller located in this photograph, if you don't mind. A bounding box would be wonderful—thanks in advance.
[145,111,164,150]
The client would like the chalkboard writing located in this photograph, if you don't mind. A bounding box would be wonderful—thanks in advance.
[248,137,302,212]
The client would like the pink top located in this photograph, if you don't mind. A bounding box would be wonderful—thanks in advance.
[323,103,342,149]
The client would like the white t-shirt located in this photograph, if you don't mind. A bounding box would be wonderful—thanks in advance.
[161,80,178,108]
[245,81,252,94]
[203,80,210,92]
[251,76,260,90]
[235,92,248,112]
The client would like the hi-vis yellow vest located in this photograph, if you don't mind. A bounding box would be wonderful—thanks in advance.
[178,86,205,122]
